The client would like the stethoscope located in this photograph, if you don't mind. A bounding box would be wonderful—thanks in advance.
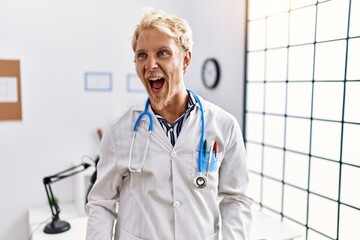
[128,89,209,188]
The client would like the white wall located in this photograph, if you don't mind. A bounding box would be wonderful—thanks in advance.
[0,0,245,239]
[185,0,247,125]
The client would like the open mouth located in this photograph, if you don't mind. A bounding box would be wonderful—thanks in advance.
[149,77,165,90]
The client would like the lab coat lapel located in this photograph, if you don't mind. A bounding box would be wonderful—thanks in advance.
[175,101,205,151]
[134,97,206,151]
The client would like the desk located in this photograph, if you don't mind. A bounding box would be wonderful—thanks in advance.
[250,209,302,240]
[29,217,87,240]
[28,203,87,240]
[29,204,301,240]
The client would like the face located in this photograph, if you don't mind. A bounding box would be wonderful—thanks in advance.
[134,29,191,110]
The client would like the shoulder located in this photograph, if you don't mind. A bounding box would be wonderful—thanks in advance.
[200,96,238,126]
[102,99,148,144]
[109,99,147,129]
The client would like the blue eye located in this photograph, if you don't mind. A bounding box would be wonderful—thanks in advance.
[137,53,147,59]
[158,50,168,57]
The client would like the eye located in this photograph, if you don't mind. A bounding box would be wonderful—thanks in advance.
[157,50,169,58]
[136,52,147,60]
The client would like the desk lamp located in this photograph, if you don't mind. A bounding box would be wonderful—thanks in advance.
[43,162,91,234]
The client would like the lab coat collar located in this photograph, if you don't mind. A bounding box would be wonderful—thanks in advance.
[133,99,148,112]
[132,94,207,113]
[131,94,206,151]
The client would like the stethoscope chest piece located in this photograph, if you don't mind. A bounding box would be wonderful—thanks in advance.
[194,174,207,188]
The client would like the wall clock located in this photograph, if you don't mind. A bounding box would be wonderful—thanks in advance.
[201,58,220,89]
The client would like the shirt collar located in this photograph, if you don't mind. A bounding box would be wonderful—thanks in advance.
[154,91,198,125]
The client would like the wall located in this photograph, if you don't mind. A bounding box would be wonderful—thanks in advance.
[0,0,246,239]
[185,0,246,125]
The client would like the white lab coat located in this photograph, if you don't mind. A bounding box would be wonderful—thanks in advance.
[86,95,252,240]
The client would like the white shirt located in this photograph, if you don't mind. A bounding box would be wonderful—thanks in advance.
[86,95,252,240]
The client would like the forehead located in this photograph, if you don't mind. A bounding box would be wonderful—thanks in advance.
[136,29,179,52]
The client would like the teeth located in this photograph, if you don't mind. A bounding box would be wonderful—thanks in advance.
[149,77,162,81]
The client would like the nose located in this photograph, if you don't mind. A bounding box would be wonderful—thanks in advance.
[145,55,158,70]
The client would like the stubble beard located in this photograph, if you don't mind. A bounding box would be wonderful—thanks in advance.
[150,92,171,111]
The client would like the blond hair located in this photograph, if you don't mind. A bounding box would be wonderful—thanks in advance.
[132,8,193,53]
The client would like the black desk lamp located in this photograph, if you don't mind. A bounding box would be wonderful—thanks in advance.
[43,162,91,234]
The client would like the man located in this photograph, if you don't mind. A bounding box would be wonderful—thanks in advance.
[86,8,252,240]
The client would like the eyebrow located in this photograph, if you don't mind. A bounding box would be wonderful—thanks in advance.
[135,45,172,53]
[135,49,145,54]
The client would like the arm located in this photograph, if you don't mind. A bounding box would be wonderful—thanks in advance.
[86,128,123,240]
[218,119,253,240]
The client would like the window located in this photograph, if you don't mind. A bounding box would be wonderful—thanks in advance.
[245,0,360,239]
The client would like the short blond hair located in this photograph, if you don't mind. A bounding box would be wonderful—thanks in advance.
[132,8,193,53]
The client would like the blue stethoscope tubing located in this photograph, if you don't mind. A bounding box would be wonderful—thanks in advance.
[128,89,205,179]
[128,98,153,172]
[192,90,205,173]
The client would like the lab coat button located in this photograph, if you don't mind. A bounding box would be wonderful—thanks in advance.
[171,151,177,158]
[173,201,181,208]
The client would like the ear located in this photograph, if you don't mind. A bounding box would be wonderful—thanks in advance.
[183,51,192,74]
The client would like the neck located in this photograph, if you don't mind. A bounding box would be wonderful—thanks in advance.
[153,90,189,124]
